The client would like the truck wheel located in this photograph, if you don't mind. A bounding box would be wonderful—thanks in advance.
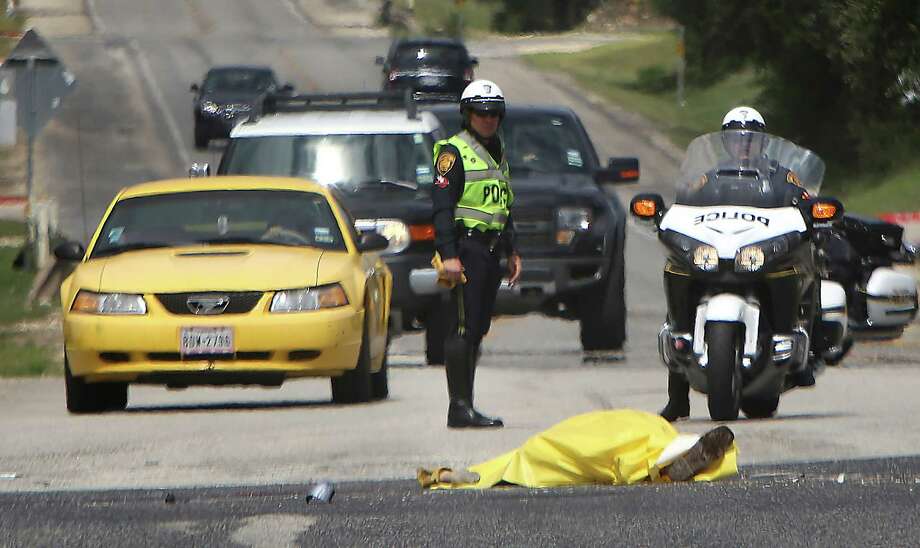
[578,255,626,351]
[424,303,448,365]
[741,396,779,419]
[65,356,127,413]
[194,126,209,150]
[331,309,373,404]
[705,322,742,421]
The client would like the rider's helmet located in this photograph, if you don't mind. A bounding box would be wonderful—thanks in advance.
[460,79,505,127]
[721,106,767,162]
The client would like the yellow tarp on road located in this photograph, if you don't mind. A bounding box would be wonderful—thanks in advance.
[430,409,738,489]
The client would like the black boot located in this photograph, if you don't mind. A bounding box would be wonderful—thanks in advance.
[465,343,503,427]
[660,371,691,422]
[445,336,502,428]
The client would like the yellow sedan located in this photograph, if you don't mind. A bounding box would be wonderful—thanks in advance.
[55,176,392,413]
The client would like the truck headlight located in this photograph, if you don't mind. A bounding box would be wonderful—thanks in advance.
[355,219,410,255]
[71,291,147,315]
[200,101,219,114]
[692,245,719,271]
[735,245,766,272]
[270,284,348,313]
[556,207,592,245]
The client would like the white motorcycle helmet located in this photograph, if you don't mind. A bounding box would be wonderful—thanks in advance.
[460,79,505,120]
[721,106,766,131]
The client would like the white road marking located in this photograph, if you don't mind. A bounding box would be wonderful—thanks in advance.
[85,0,107,34]
[231,514,317,548]
[280,0,308,24]
[129,39,192,168]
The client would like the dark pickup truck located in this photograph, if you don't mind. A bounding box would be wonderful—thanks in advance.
[426,104,640,351]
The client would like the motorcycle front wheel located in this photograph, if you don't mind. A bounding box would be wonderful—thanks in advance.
[705,322,742,421]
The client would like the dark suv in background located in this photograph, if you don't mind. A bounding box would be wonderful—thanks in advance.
[190,65,293,149]
[376,38,478,98]
[426,104,639,351]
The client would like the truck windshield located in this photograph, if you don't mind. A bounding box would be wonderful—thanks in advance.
[220,133,436,188]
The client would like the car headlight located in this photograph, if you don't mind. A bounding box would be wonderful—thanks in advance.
[71,291,147,315]
[692,245,719,271]
[735,245,766,272]
[355,218,410,255]
[200,101,219,114]
[270,284,349,313]
[556,207,592,245]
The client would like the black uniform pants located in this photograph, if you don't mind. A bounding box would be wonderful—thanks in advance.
[448,237,504,345]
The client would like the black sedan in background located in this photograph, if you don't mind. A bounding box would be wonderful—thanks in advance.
[190,65,293,149]
[375,37,477,98]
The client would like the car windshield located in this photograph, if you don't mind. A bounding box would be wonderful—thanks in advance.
[394,45,466,67]
[203,70,275,93]
[220,133,436,188]
[503,113,593,175]
[90,190,346,258]
[675,131,825,207]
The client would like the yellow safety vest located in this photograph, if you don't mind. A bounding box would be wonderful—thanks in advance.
[434,130,513,232]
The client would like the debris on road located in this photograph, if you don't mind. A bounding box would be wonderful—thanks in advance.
[306,482,335,503]
[418,409,738,489]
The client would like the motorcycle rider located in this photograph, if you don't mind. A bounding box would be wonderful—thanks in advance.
[661,106,818,422]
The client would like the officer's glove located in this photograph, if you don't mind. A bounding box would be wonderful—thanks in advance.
[432,252,467,288]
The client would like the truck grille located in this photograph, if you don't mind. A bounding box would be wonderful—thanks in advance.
[512,207,554,248]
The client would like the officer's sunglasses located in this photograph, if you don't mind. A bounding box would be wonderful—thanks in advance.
[471,110,501,118]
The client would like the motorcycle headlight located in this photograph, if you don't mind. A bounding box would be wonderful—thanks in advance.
[556,207,592,245]
[71,291,147,315]
[200,101,219,114]
[355,219,410,255]
[735,245,766,272]
[692,245,720,271]
[270,284,349,313]
[734,233,799,273]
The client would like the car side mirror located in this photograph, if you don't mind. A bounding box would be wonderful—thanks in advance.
[356,232,390,253]
[375,56,385,65]
[190,83,199,93]
[595,157,640,184]
[54,241,86,261]
[188,162,210,178]
[630,193,665,225]
[809,196,844,223]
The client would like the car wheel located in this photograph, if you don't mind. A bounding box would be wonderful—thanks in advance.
[424,302,448,365]
[578,252,626,351]
[194,126,209,150]
[331,306,373,404]
[65,355,128,414]
[371,336,390,400]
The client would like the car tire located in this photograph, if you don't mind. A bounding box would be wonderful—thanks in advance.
[424,303,448,365]
[194,126,209,150]
[331,307,373,404]
[371,336,390,400]
[741,396,779,419]
[578,252,627,351]
[65,355,128,414]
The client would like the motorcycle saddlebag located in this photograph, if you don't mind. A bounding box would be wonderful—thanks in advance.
[863,267,918,328]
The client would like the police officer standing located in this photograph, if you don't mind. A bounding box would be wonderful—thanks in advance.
[432,80,522,429]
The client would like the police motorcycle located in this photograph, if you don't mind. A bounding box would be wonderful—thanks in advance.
[630,130,849,420]
[818,214,918,350]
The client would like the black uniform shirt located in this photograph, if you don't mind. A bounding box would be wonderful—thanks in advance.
[431,131,517,260]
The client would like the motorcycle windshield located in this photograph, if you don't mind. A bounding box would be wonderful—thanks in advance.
[675,131,825,207]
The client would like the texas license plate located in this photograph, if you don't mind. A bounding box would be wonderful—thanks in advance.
[180,327,234,355]
[419,76,444,86]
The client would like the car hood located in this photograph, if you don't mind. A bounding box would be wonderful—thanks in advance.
[200,90,261,105]
[335,186,434,225]
[81,246,336,293]
[510,173,608,207]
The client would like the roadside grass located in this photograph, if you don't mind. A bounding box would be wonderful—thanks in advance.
[524,34,920,214]
[0,226,59,377]
[392,0,498,38]
[0,219,26,238]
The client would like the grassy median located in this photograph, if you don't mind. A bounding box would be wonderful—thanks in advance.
[0,223,59,377]
[524,33,920,216]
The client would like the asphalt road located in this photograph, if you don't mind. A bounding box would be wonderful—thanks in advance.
[5,0,920,545]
